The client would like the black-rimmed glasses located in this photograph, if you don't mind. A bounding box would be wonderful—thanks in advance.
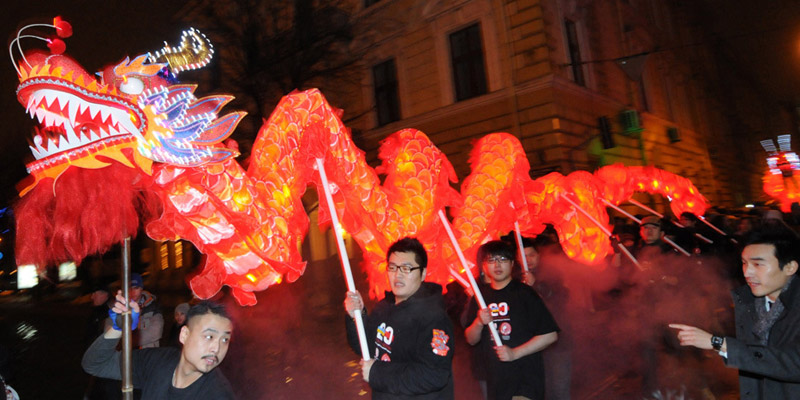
[387,263,423,274]
[484,256,511,265]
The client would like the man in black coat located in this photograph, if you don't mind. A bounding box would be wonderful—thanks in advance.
[671,229,800,399]
[344,237,454,399]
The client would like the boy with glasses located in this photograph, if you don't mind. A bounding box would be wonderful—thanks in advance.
[344,237,454,399]
[465,240,559,400]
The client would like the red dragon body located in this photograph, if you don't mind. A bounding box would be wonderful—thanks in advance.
[11,21,710,305]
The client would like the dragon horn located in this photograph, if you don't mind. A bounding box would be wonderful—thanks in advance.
[147,28,214,74]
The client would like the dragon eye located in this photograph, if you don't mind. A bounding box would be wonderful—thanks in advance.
[119,77,144,95]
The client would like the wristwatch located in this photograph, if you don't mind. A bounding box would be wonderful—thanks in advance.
[711,335,724,351]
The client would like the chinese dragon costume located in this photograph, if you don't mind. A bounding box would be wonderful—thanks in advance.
[10,19,709,305]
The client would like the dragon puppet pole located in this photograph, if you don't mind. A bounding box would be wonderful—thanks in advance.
[448,266,471,288]
[662,236,692,257]
[121,236,133,400]
[627,199,672,223]
[437,210,503,346]
[697,216,727,236]
[698,216,738,244]
[601,198,641,224]
[627,199,713,244]
[314,158,370,361]
[513,222,529,272]
[561,195,643,270]
[601,199,691,257]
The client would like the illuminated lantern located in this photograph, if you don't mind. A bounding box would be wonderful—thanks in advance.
[761,135,800,212]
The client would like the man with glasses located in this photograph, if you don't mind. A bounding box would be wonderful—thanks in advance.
[465,240,559,400]
[344,237,454,399]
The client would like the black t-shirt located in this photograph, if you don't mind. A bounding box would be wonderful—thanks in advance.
[82,336,236,400]
[466,280,559,400]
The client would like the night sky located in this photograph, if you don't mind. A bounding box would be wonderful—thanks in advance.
[696,0,800,106]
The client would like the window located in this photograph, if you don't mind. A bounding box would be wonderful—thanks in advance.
[372,59,401,126]
[449,23,487,101]
[564,19,586,86]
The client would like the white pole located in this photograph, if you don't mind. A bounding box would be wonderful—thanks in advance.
[628,199,714,246]
[437,210,503,346]
[448,267,471,288]
[627,199,686,228]
[663,236,692,257]
[513,222,529,272]
[615,241,644,271]
[695,233,714,244]
[603,198,692,256]
[601,198,641,224]
[698,215,737,243]
[697,215,726,236]
[561,195,612,237]
[315,158,370,360]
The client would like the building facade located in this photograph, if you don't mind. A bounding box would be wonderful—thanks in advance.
[331,0,787,211]
[179,0,791,212]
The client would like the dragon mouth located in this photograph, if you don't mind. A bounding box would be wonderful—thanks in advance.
[23,87,143,162]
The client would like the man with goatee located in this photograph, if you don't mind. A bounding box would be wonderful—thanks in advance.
[83,296,236,399]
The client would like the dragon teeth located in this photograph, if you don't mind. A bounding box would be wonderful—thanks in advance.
[67,100,79,124]
[64,123,79,144]
[26,96,36,114]
[23,87,146,161]
[29,145,42,159]
[116,115,139,137]
[87,103,100,119]
[99,107,111,124]
[54,92,71,112]
[43,92,58,107]
[43,137,56,153]
[34,108,45,123]
[35,140,47,157]
[43,111,55,126]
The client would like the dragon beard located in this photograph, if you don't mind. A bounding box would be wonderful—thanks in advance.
[15,162,161,270]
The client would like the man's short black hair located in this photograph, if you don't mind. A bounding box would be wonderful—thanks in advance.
[186,301,232,325]
[499,233,537,251]
[477,240,516,267]
[387,237,427,270]
[745,228,800,270]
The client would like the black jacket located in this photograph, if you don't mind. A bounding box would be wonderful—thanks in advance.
[725,277,800,399]
[346,282,454,399]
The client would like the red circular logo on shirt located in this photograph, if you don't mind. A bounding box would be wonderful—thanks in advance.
[500,322,512,336]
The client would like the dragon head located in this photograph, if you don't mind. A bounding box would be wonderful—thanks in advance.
[12,18,244,195]
[11,18,247,269]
